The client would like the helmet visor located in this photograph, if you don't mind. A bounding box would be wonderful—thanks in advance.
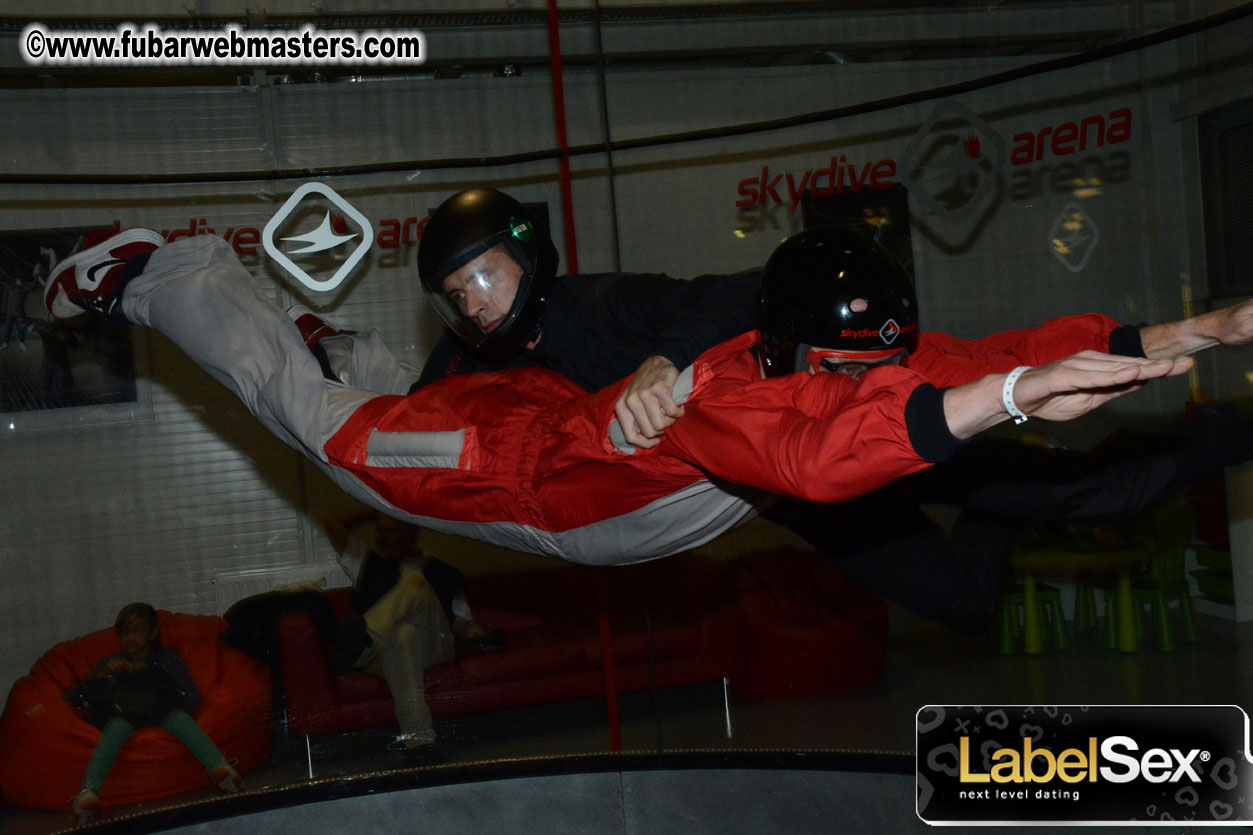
[804,346,908,379]
[428,248,531,349]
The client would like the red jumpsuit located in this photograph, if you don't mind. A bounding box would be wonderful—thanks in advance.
[124,235,1124,566]
[321,315,1119,564]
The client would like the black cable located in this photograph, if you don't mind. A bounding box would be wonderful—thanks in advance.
[589,0,1253,154]
[1,2,1249,187]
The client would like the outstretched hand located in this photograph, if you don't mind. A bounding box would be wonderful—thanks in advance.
[1011,350,1193,422]
[614,355,685,449]
[944,350,1194,440]
[1141,298,1253,358]
[1205,298,1253,347]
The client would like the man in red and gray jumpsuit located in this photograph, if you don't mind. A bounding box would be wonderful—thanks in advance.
[44,228,1192,567]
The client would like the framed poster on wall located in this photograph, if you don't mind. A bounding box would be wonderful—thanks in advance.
[0,226,151,431]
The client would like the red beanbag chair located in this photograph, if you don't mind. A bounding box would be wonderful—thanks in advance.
[0,610,271,811]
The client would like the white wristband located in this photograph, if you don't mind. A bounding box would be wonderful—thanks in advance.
[1002,366,1031,425]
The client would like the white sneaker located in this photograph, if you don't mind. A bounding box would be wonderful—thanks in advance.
[210,762,242,793]
[71,787,99,824]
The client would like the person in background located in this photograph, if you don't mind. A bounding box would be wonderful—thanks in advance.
[0,263,37,350]
[64,602,241,824]
[322,508,505,752]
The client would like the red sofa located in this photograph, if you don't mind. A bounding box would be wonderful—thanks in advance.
[277,549,887,739]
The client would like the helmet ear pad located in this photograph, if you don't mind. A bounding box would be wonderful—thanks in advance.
[759,227,918,378]
[418,189,559,360]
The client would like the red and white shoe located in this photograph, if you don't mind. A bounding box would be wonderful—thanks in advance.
[44,228,166,320]
[286,304,340,349]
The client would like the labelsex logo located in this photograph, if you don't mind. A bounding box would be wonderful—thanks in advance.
[960,735,1207,785]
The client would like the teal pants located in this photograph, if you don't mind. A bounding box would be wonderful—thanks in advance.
[82,709,226,793]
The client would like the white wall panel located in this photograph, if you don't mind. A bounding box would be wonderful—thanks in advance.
[273,76,563,169]
[0,88,270,177]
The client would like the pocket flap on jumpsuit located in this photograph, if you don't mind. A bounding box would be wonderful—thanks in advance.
[364,428,467,469]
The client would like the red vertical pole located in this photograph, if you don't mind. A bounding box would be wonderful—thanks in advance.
[596,568,622,751]
[546,0,616,750]
[545,0,580,274]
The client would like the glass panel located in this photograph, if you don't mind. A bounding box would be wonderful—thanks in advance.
[1,4,1251,830]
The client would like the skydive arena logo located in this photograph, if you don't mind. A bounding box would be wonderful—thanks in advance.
[263,182,372,291]
[917,705,1253,824]
[840,319,913,346]
[1049,201,1100,274]
[899,100,1006,225]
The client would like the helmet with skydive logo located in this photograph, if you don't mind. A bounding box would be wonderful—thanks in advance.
[418,188,559,361]
[759,226,918,377]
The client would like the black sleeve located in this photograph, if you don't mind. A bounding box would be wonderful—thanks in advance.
[904,384,964,463]
[1108,324,1147,358]
[412,333,491,393]
[590,268,762,371]
[64,656,116,705]
[63,681,86,707]
[156,648,201,713]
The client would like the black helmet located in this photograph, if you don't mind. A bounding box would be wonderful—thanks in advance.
[418,188,559,360]
[759,226,918,377]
